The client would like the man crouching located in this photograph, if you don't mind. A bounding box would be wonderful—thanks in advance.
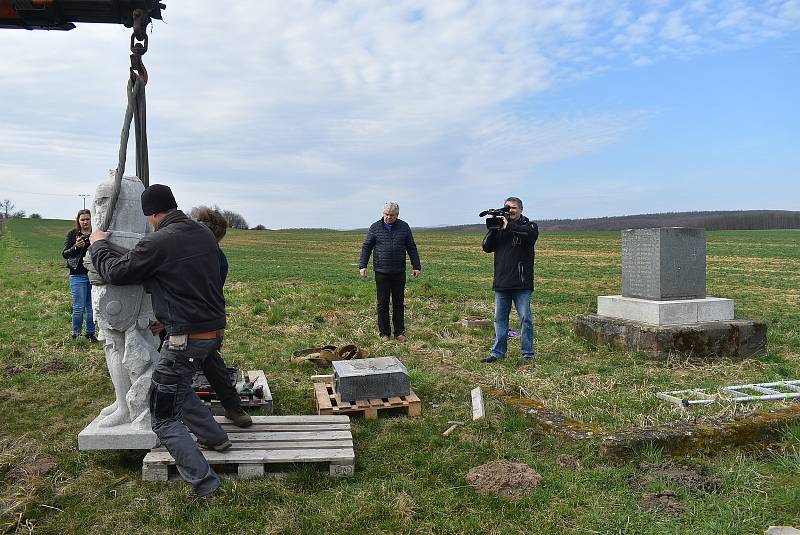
[89,184,229,497]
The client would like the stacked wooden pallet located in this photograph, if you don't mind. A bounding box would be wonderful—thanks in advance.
[314,382,421,419]
[142,415,354,481]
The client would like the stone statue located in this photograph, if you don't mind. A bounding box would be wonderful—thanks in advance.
[86,175,160,430]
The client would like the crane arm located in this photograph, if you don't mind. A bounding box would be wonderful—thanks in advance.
[0,0,164,31]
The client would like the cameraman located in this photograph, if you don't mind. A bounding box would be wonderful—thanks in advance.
[480,197,538,363]
[62,209,97,342]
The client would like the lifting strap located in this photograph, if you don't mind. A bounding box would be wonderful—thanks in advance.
[99,8,150,231]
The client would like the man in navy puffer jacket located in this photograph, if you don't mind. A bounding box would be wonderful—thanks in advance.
[359,202,422,342]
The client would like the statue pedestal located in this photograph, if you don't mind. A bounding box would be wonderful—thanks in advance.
[78,413,158,450]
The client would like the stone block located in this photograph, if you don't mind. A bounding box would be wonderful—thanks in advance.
[574,314,766,360]
[597,295,734,325]
[621,228,706,300]
[78,413,159,450]
[332,356,410,401]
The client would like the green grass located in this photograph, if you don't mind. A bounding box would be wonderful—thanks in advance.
[1,218,799,533]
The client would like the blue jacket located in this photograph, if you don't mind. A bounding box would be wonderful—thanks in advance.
[359,218,421,274]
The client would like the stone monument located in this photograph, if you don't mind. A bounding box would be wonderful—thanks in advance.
[574,228,766,360]
[78,176,160,450]
[332,356,410,401]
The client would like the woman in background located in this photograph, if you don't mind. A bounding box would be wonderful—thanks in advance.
[62,209,97,342]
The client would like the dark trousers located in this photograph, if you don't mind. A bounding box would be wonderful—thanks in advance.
[376,271,405,337]
[150,338,229,496]
[202,350,240,411]
[159,331,240,411]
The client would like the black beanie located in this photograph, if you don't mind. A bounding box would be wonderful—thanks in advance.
[141,184,177,216]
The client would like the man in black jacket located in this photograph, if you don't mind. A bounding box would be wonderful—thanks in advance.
[89,184,230,497]
[481,197,539,363]
[359,201,421,342]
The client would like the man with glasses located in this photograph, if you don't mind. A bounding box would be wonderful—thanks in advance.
[481,197,539,363]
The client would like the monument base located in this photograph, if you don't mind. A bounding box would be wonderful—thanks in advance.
[574,314,766,360]
[78,413,158,450]
[597,295,733,325]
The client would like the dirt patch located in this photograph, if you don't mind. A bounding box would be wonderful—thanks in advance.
[465,460,542,499]
[3,364,27,376]
[639,490,686,516]
[5,455,57,481]
[40,358,68,374]
[556,454,580,470]
[632,462,721,494]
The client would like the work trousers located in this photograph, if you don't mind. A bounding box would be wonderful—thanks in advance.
[149,337,229,497]
[158,331,240,411]
[375,271,406,337]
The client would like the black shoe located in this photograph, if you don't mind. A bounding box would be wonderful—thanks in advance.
[480,356,501,363]
[197,439,232,452]
[224,407,253,428]
[85,333,98,343]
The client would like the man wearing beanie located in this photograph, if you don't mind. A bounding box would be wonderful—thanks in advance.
[89,184,230,497]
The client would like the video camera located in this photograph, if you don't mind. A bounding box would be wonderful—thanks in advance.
[478,206,511,230]
[76,234,90,246]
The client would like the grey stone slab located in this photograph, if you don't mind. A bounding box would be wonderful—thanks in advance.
[621,228,706,300]
[574,314,766,360]
[598,296,734,325]
[332,356,410,401]
[78,412,158,450]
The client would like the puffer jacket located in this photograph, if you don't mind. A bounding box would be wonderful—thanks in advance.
[482,215,539,291]
[359,219,421,274]
[88,210,225,335]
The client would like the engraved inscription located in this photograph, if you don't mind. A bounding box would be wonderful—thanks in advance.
[622,230,660,299]
[330,463,355,476]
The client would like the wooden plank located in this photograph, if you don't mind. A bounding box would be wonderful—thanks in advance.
[213,415,349,424]
[311,374,334,383]
[329,462,355,477]
[142,463,169,481]
[222,424,351,435]
[387,396,402,405]
[144,448,354,464]
[471,387,485,421]
[212,441,353,450]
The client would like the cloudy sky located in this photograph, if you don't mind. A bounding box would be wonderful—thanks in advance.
[1,1,798,229]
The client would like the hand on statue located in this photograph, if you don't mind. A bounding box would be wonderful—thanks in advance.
[89,229,111,244]
[149,321,166,335]
[359,268,368,278]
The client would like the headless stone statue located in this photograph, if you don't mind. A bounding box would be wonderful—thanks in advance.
[86,176,160,430]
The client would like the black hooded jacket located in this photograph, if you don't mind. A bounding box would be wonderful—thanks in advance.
[88,210,225,335]
[482,215,539,291]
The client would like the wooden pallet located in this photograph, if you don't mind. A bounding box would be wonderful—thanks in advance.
[198,370,273,414]
[141,415,354,481]
[314,382,421,419]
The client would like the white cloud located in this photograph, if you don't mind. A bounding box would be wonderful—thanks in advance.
[1,0,798,227]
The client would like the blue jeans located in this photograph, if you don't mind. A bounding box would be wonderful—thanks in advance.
[491,289,535,359]
[69,274,95,336]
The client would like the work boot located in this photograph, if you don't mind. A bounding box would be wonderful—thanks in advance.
[380,335,390,342]
[85,333,98,343]
[197,439,232,452]
[395,334,407,342]
[224,407,252,428]
[480,355,501,363]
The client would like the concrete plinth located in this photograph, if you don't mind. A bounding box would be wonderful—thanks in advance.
[574,314,766,360]
[598,295,734,325]
[78,413,158,450]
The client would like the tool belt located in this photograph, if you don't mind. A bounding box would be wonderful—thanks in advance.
[189,329,224,340]
[292,344,369,367]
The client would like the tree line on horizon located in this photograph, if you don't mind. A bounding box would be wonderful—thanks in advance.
[436,210,800,232]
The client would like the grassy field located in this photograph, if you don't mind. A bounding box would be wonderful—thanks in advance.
[1,217,799,534]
